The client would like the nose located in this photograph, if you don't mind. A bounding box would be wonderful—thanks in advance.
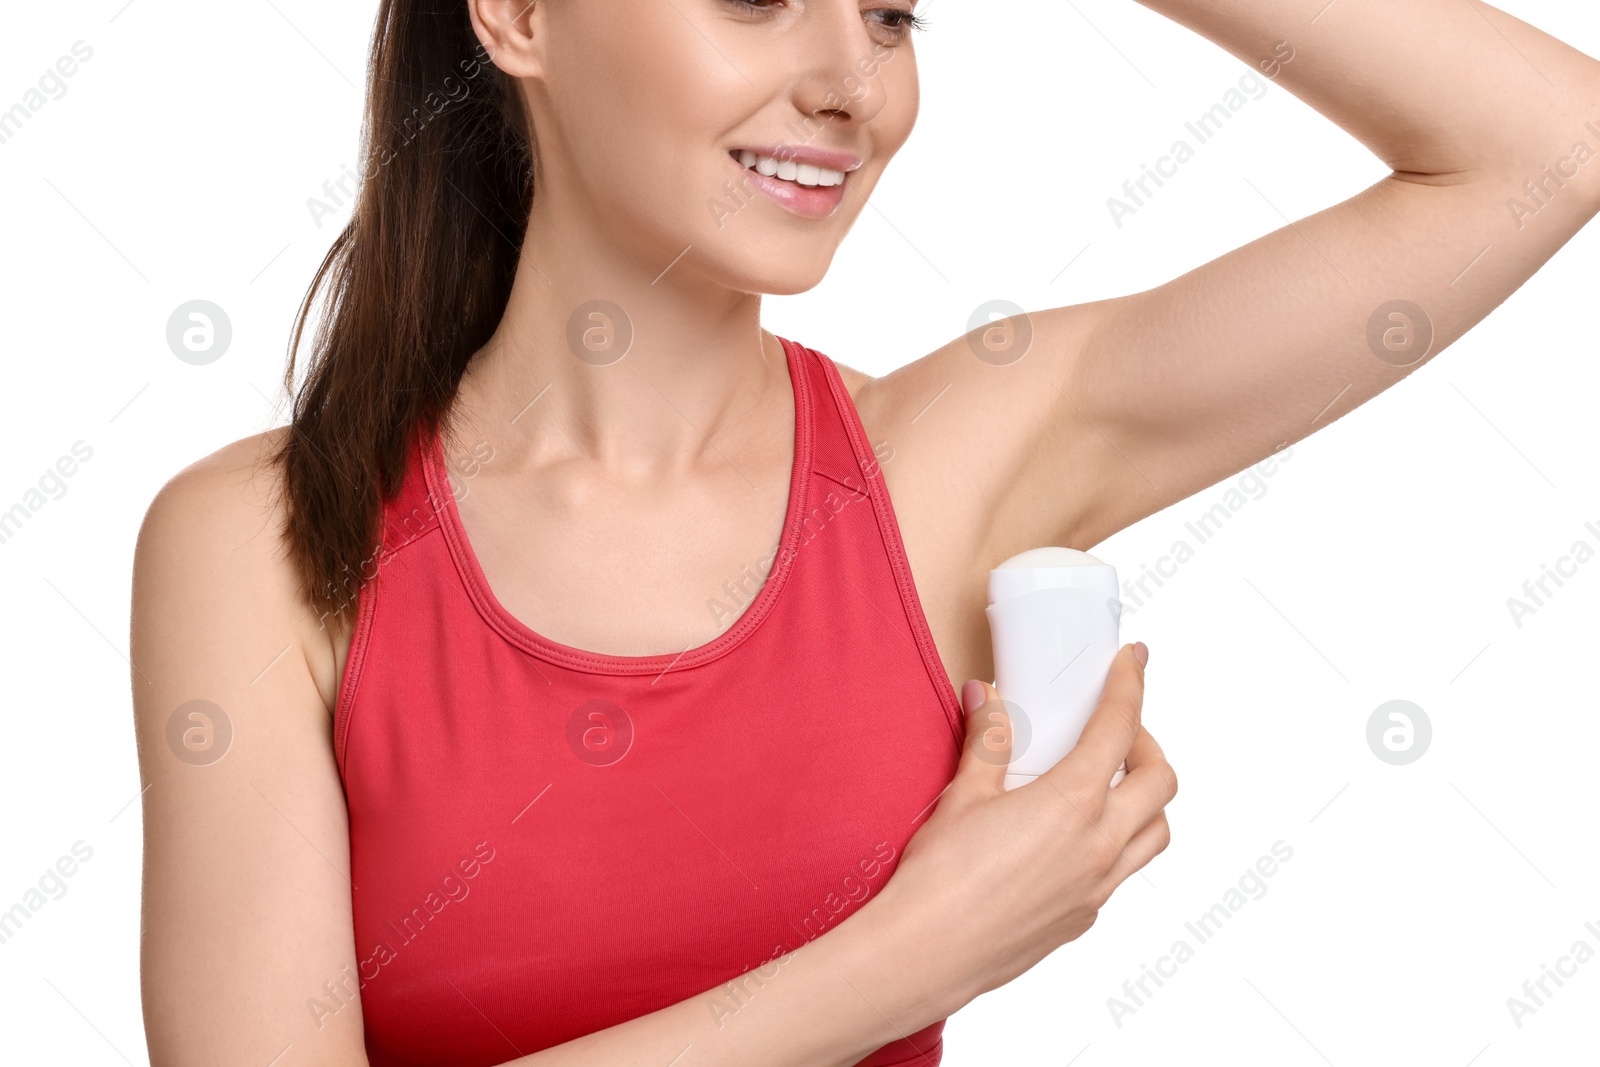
[788,8,892,128]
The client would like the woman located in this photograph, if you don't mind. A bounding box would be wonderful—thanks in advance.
[130,1,1599,1064]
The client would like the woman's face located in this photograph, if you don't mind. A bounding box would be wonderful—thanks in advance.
[491,0,922,296]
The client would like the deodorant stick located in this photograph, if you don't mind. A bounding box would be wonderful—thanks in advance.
[985,547,1126,791]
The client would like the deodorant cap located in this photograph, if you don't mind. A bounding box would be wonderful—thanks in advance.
[987,547,1113,607]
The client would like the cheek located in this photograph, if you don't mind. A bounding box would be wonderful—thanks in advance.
[879,60,920,153]
[544,31,747,209]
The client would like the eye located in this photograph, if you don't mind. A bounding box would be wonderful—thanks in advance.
[869,8,929,38]
[721,1,929,41]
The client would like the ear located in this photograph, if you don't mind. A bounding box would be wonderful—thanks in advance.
[468,0,547,79]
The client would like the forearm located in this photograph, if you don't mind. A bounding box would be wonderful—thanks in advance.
[501,894,953,1067]
[1135,0,1600,179]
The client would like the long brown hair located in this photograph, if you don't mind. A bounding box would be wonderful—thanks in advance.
[268,2,532,629]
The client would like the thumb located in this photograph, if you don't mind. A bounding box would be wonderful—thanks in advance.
[955,679,1012,793]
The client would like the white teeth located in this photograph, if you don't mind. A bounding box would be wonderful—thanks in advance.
[735,150,846,188]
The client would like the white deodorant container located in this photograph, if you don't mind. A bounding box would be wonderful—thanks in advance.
[986,547,1126,791]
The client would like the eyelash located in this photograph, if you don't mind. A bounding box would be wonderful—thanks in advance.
[877,9,929,35]
[723,1,929,40]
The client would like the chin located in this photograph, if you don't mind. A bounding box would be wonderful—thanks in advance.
[711,247,837,297]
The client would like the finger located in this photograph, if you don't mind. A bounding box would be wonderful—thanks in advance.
[1123,722,1164,776]
[1098,811,1171,896]
[1105,727,1178,839]
[1044,642,1145,788]
[951,680,1011,795]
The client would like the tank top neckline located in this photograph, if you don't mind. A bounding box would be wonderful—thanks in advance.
[421,334,815,677]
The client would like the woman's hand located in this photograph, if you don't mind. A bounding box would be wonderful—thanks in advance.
[876,641,1175,1015]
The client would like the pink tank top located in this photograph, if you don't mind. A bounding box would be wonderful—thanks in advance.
[332,336,964,1066]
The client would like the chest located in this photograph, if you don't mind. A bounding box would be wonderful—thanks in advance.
[321,406,993,712]
[444,448,798,660]
[341,612,958,1064]
[452,457,988,681]
[332,418,964,1063]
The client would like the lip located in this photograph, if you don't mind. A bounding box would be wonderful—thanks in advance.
[730,144,864,173]
[726,149,851,220]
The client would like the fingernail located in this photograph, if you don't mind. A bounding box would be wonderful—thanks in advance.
[1132,641,1149,668]
[961,679,986,713]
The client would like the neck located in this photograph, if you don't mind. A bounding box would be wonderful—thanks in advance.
[449,190,788,479]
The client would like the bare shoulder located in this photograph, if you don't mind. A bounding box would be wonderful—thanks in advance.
[830,357,877,403]
[134,425,339,713]
[132,426,367,1061]
[145,425,292,518]
[136,426,294,599]
[141,425,290,531]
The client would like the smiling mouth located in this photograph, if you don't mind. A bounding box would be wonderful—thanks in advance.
[728,149,848,189]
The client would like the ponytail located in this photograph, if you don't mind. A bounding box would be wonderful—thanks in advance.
[269,1,532,628]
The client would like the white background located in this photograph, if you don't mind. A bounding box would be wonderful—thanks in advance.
[1,1,1597,1064]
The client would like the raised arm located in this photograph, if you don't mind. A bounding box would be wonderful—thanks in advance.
[1062,0,1600,543]
[866,0,1600,562]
